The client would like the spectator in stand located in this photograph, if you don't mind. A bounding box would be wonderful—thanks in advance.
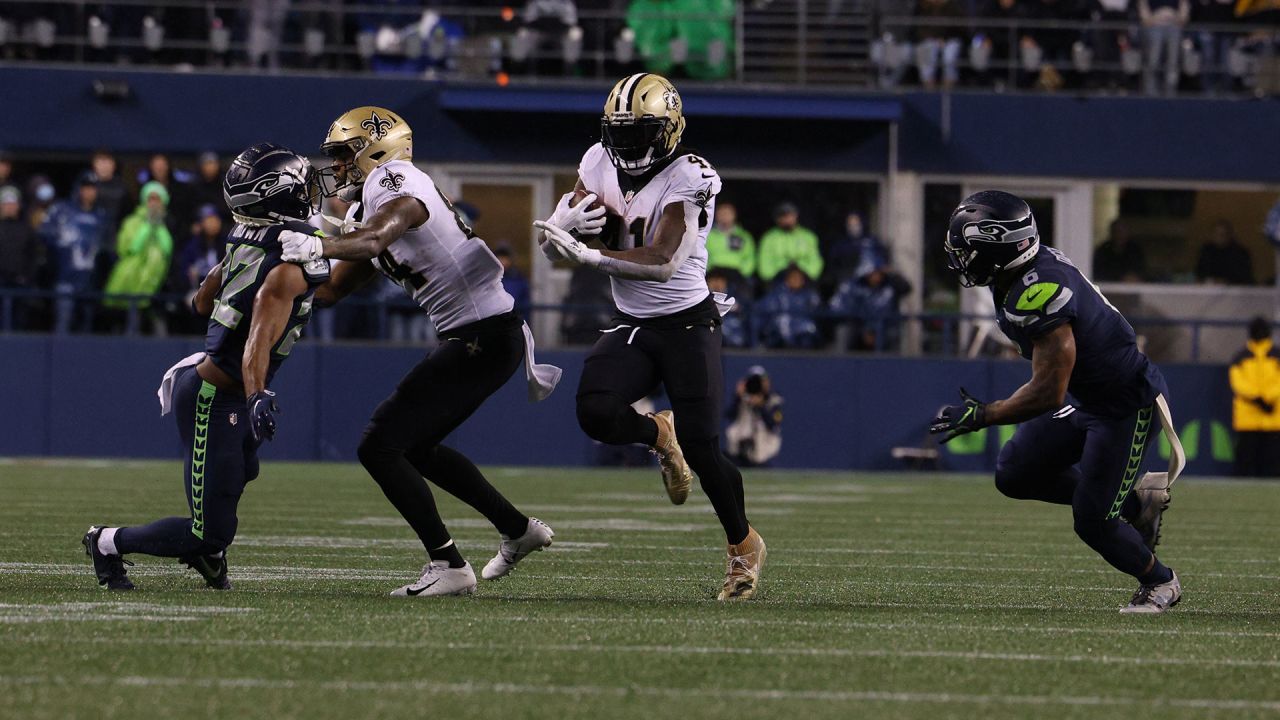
[1085,0,1137,90]
[705,201,756,293]
[0,150,16,188]
[495,241,532,318]
[829,261,912,351]
[178,204,225,293]
[90,149,128,232]
[1139,0,1190,95]
[1092,219,1147,282]
[190,151,230,227]
[758,202,823,285]
[1026,0,1086,89]
[1195,219,1253,285]
[725,366,784,467]
[25,175,56,231]
[977,0,1031,88]
[136,153,193,244]
[913,0,965,89]
[41,172,106,334]
[103,182,174,328]
[510,0,582,76]
[0,185,43,330]
[1229,316,1280,476]
[822,211,889,295]
[758,265,821,349]
[1193,0,1237,93]
[707,269,750,347]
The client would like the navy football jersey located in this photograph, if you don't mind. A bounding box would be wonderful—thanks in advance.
[992,247,1166,417]
[205,220,330,387]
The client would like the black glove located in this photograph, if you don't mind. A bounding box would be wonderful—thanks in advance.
[247,390,279,443]
[1251,397,1275,414]
[930,387,987,443]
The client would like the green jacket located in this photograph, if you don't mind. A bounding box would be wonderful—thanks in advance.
[757,225,823,282]
[706,224,756,278]
[104,206,173,308]
[628,0,735,79]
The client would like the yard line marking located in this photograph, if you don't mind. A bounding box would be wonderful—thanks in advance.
[0,602,252,624]
[9,636,1279,669]
[0,674,1276,711]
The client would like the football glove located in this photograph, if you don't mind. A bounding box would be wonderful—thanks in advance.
[930,387,987,443]
[280,230,324,263]
[548,191,607,236]
[247,390,279,443]
[533,220,603,268]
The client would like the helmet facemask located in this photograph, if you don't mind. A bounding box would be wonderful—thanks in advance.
[317,140,366,202]
[602,116,674,174]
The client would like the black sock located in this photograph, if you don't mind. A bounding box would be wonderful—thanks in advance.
[682,437,750,545]
[359,439,456,553]
[429,541,467,569]
[407,444,528,539]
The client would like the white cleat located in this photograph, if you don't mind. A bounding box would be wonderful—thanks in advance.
[1130,472,1172,551]
[1120,569,1181,614]
[481,517,554,580]
[390,561,477,597]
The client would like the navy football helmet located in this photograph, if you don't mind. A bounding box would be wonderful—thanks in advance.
[223,143,319,226]
[944,190,1041,287]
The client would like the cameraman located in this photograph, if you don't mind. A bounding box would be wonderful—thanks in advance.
[725,366,784,467]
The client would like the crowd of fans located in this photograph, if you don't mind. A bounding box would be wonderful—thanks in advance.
[880,0,1280,94]
[5,1,1274,93]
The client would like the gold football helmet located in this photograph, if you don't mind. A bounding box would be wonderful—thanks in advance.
[601,73,686,173]
[317,106,413,199]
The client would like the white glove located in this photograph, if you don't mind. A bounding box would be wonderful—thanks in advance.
[548,191,607,236]
[280,229,324,263]
[533,221,602,267]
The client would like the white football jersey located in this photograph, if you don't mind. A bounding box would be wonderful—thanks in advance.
[577,143,721,318]
[353,160,514,332]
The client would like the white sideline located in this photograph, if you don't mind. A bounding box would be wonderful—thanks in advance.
[0,674,1276,711]
[9,636,1280,670]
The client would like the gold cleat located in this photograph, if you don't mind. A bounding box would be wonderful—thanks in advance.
[717,526,766,601]
[649,410,693,505]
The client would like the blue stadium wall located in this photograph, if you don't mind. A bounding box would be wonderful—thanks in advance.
[6,66,1280,181]
[0,336,1234,476]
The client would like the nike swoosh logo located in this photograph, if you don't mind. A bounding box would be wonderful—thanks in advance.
[405,579,440,596]
[1025,289,1044,303]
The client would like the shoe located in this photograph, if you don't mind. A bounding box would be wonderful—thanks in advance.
[1120,569,1181,614]
[481,518,554,580]
[390,561,477,597]
[1130,473,1171,551]
[717,526,766,601]
[180,553,232,590]
[82,526,134,591]
[649,410,693,505]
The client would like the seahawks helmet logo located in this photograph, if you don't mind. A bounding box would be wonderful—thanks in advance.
[379,171,405,192]
[962,217,1037,245]
[225,170,303,208]
[361,111,393,140]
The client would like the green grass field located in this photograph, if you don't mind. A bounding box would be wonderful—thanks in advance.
[1,459,1278,719]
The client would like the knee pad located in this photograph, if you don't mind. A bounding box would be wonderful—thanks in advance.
[576,393,629,444]
[993,464,1027,499]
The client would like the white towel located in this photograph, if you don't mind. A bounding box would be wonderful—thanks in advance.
[157,352,206,415]
[1140,393,1185,490]
[521,323,561,402]
[711,291,736,317]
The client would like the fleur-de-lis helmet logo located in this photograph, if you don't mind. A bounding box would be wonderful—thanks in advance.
[361,111,393,140]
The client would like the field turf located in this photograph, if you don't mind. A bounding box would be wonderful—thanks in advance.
[1,459,1277,719]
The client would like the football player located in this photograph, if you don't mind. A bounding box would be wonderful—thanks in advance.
[83,143,331,591]
[535,74,764,600]
[930,191,1184,613]
[280,106,559,597]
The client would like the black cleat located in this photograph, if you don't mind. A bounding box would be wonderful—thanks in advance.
[83,526,135,590]
[180,553,231,590]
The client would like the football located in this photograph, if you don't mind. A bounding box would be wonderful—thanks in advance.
[569,187,607,214]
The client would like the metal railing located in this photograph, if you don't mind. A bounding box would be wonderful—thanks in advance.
[1,0,1275,95]
[0,286,1251,361]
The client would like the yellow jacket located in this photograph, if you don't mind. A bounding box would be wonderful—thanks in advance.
[1229,338,1280,431]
